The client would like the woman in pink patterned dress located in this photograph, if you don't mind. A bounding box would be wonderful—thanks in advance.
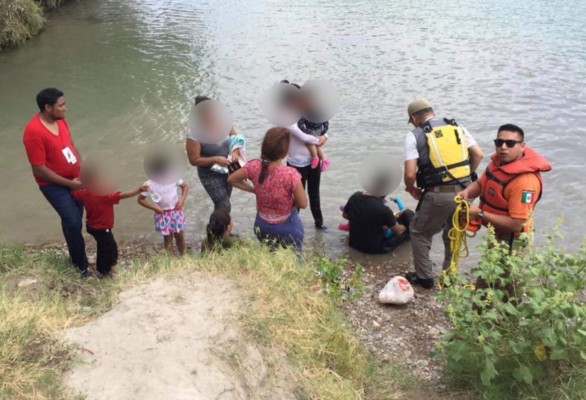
[228,127,307,250]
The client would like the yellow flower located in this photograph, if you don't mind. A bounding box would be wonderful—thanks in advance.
[534,343,547,361]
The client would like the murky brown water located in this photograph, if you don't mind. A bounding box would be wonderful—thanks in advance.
[1,0,585,268]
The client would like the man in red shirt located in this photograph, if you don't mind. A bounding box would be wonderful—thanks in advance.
[23,88,89,276]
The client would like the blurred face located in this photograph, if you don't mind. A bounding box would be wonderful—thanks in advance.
[283,91,306,115]
[45,96,67,120]
[83,170,115,195]
[198,106,217,128]
[191,100,231,143]
[495,130,525,164]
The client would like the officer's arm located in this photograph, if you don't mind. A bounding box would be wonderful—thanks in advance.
[458,180,481,200]
[404,159,418,189]
[469,205,526,233]
[468,144,483,172]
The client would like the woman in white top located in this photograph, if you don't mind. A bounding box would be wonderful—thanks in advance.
[282,81,329,229]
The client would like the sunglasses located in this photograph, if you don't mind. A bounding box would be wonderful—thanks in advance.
[494,139,522,148]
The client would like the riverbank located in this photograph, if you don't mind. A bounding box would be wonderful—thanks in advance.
[1,242,462,400]
[0,0,74,50]
[4,237,584,399]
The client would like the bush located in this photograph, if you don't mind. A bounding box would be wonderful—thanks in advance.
[314,257,364,303]
[0,0,45,50]
[0,0,73,50]
[437,227,586,399]
[38,0,68,9]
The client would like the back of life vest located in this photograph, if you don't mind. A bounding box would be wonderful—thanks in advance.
[414,118,471,188]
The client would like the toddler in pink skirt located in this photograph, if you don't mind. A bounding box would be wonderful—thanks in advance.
[138,157,189,255]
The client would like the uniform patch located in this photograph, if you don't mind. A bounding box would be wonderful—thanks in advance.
[521,190,535,204]
[434,130,443,138]
[488,187,495,196]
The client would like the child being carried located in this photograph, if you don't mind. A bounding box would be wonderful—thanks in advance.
[298,118,330,171]
[211,130,247,174]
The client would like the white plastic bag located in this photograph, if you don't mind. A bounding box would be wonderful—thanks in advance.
[378,276,414,304]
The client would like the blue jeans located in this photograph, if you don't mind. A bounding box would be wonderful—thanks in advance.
[254,209,304,252]
[40,184,88,271]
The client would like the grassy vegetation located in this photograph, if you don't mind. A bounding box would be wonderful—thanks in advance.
[0,242,423,399]
[437,228,586,400]
[0,0,72,50]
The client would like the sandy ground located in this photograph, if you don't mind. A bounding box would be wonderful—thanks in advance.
[64,274,295,400]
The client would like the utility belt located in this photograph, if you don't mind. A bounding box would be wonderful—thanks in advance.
[424,180,470,193]
[415,181,470,212]
[425,184,465,193]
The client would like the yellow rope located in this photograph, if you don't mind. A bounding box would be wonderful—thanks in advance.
[438,196,475,289]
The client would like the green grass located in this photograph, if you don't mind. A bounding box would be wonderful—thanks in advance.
[0,242,431,399]
[0,0,73,50]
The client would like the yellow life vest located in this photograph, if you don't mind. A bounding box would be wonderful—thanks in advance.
[414,118,471,188]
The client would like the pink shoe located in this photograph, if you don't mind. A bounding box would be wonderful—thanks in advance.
[320,159,331,172]
[338,222,350,231]
[310,156,319,169]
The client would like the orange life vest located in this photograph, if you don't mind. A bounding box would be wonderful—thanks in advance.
[480,147,552,232]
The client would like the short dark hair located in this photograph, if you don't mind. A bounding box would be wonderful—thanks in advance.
[195,95,211,105]
[498,123,524,141]
[36,88,64,112]
[413,107,433,119]
[280,79,301,89]
[206,209,231,243]
[397,209,415,228]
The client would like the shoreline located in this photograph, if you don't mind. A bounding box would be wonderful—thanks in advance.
[13,240,454,388]
[1,241,454,399]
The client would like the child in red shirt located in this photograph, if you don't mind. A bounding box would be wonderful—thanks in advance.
[72,164,148,277]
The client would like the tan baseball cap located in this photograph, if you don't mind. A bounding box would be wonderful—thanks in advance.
[407,98,432,123]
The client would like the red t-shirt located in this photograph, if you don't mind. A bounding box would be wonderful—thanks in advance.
[72,190,121,230]
[243,159,301,223]
[23,114,81,186]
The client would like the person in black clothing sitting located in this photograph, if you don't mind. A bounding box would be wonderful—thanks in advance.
[342,191,414,254]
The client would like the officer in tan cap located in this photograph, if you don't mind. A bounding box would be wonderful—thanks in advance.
[403,98,483,288]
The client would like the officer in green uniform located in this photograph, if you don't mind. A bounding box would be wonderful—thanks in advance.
[403,98,484,288]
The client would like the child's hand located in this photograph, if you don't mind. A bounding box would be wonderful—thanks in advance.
[155,207,165,214]
[174,200,184,210]
[140,184,150,192]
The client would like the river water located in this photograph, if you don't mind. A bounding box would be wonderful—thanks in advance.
[1,0,585,266]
